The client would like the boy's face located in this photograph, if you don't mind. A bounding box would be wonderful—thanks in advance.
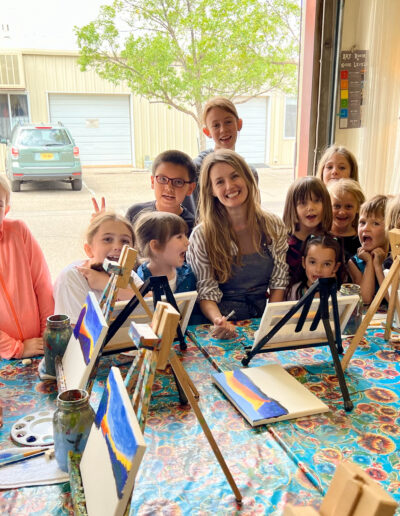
[151,162,195,214]
[358,213,386,252]
[0,190,9,227]
[203,107,242,150]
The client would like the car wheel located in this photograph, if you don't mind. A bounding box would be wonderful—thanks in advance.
[72,178,82,191]
[11,180,21,192]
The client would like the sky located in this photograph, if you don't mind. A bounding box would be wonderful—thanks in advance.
[1,0,110,51]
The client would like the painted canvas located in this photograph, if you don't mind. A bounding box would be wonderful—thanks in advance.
[213,364,329,427]
[106,290,198,352]
[252,294,359,351]
[79,367,146,516]
[62,292,108,391]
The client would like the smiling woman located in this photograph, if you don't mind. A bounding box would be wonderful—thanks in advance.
[186,149,289,340]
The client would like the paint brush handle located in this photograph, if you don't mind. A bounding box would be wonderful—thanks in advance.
[0,448,50,468]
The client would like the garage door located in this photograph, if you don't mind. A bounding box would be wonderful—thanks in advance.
[49,94,132,165]
[206,97,268,166]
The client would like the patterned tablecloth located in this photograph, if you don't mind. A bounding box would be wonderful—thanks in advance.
[0,319,399,515]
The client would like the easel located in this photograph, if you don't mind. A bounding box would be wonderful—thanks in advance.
[342,229,400,370]
[124,301,242,503]
[242,277,354,411]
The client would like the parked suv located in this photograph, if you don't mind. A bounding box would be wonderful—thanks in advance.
[1,123,82,192]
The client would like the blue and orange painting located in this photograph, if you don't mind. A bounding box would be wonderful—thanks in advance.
[95,368,139,499]
[74,294,105,365]
[213,369,288,424]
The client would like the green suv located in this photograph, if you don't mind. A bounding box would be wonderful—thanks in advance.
[1,123,82,192]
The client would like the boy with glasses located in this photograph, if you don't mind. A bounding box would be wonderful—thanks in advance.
[126,150,197,234]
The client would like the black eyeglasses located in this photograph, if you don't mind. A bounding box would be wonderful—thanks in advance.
[155,175,192,188]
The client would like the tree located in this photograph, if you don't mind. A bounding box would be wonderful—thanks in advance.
[76,0,300,148]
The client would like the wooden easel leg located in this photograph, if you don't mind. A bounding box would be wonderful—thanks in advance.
[169,351,242,503]
[385,266,400,340]
[342,260,400,370]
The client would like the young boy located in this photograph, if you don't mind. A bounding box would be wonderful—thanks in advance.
[348,195,389,304]
[126,150,197,234]
[0,176,54,359]
[183,97,259,213]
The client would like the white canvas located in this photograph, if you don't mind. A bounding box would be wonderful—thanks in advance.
[61,292,108,391]
[105,290,198,351]
[252,294,359,351]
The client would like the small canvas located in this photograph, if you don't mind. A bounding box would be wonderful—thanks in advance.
[79,367,146,516]
[252,294,359,351]
[213,364,329,426]
[62,292,108,391]
[105,290,198,351]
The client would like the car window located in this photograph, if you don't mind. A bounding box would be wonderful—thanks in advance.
[17,129,71,146]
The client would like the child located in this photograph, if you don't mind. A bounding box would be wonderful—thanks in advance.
[134,211,196,293]
[316,144,359,184]
[283,177,332,281]
[0,176,54,359]
[126,150,197,234]
[348,195,389,304]
[187,149,288,339]
[53,211,143,325]
[327,178,365,262]
[183,97,259,212]
[285,234,342,300]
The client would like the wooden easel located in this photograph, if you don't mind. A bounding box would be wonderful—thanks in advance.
[124,301,242,503]
[341,229,400,370]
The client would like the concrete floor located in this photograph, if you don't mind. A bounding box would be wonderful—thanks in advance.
[4,166,294,280]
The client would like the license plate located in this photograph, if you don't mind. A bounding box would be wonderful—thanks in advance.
[40,153,54,160]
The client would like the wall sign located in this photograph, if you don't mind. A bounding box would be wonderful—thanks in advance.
[339,50,367,129]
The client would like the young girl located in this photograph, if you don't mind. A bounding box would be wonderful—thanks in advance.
[316,144,359,184]
[285,234,342,300]
[327,178,365,262]
[134,211,196,293]
[348,195,389,304]
[53,211,143,325]
[0,176,54,359]
[187,149,289,340]
[283,177,332,281]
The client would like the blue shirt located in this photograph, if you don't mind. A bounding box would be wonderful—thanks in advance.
[136,262,197,293]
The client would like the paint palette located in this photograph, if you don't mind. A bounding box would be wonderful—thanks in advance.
[11,410,54,446]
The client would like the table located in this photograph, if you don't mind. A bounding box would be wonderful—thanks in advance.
[1,320,400,515]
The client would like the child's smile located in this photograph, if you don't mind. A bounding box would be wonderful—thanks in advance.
[151,162,195,215]
[84,220,133,265]
[302,245,339,286]
[331,192,358,235]
[296,194,323,233]
[204,107,242,150]
[358,215,386,252]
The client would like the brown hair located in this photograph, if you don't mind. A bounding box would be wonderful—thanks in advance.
[283,177,332,234]
[386,194,400,233]
[0,176,11,205]
[360,195,388,220]
[316,144,359,182]
[202,97,239,127]
[134,211,188,260]
[327,178,365,228]
[198,149,276,283]
[86,211,134,245]
[151,150,197,183]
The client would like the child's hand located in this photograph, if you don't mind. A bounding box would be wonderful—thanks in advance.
[22,337,44,357]
[91,197,106,221]
[372,247,386,266]
[358,246,372,262]
[210,317,237,340]
[77,266,109,291]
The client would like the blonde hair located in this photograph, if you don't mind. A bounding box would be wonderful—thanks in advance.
[0,176,10,205]
[327,178,365,228]
[134,211,188,261]
[316,144,359,182]
[360,195,388,220]
[86,211,134,245]
[198,149,275,283]
[202,97,239,127]
[386,194,400,233]
[283,177,332,234]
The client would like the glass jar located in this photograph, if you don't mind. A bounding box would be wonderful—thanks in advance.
[53,389,94,472]
[43,314,72,376]
[340,283,363,335]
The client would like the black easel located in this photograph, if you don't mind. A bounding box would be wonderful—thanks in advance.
[242,277,353,412]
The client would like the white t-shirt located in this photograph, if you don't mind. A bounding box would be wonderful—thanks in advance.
[53,260,143,324]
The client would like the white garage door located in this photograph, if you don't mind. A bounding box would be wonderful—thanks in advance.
[49,94,132,165]
[206,97,268,166]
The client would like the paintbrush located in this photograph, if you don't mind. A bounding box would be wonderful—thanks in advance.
[0,447,52,468]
